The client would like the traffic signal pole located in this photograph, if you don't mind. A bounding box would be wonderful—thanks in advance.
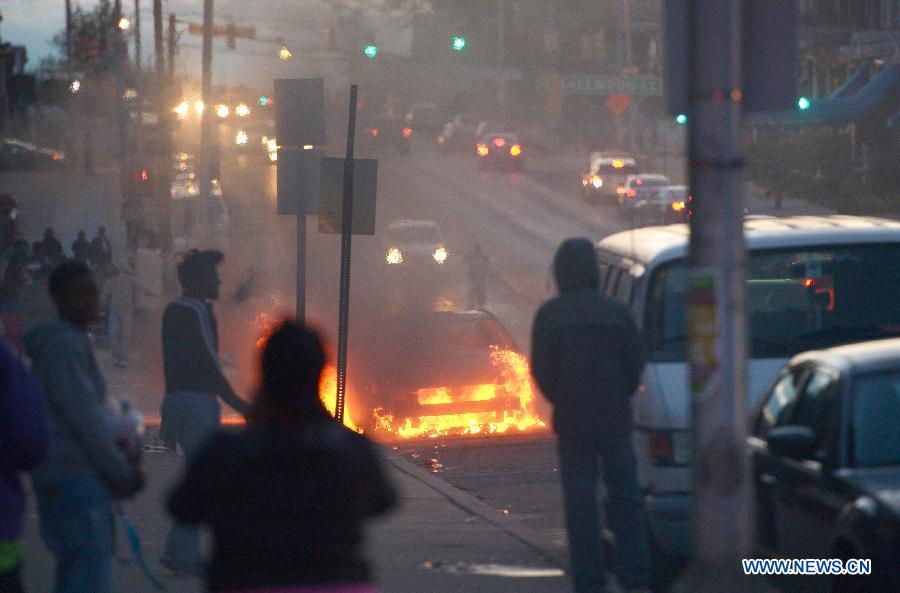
[198,0,214,223]
[675,1,757,591]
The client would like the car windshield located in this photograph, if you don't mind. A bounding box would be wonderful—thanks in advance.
[852,370,900,467]
[391,224,439,244]
[431,318,514,355]
[645,244,900,361]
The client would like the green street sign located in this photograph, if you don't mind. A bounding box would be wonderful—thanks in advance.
[560,74,663,97]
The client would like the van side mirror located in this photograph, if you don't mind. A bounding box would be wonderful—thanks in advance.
[767,425,816,460]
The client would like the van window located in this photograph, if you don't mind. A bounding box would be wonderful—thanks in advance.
[615,270,633,303]
[606,267,623,297]
[597,260,611,292]
[644,244,900,362]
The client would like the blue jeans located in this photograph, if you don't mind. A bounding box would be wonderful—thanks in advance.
[161,391,220,567]
[34,475,113,593]
[557,434,649,593]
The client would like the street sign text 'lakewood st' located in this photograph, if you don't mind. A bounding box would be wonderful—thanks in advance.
[560,74,662,96]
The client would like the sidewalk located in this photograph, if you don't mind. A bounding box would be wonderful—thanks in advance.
[20,444,570,593]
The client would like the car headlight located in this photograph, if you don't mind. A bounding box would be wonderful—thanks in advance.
[386,247,403,265]
[433,247,448,264]
[591,175,603,189]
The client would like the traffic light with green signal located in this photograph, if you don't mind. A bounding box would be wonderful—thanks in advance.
[364,43,378,59]
[451,36,467,52]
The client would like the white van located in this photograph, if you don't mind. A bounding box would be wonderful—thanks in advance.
[594,216,900,560]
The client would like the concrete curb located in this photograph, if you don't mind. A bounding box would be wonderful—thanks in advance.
[379,445,568,567]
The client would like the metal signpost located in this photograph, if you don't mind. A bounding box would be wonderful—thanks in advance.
[275,78,326,324]
[334,85,359,424]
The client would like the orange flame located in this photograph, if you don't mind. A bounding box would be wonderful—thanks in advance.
[373,347,546,439]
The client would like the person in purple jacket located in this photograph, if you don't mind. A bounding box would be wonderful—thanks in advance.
[0,342,49,593]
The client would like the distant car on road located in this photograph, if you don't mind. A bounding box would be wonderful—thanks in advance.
[580,154,637,202]
[0,138,66,171]
[403,102,443,132]
[632,185,691,226]
[749,338,900,593]
[618,173,672,210]
[436,113,479,151]
[383,219,449,270]
[476,133,524,172]
[362,115,412,155]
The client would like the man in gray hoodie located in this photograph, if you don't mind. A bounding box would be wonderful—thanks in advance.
[24,260,144,593]
[531,238,649,593]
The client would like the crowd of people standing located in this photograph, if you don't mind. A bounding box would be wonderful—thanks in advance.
[2,236,652,593]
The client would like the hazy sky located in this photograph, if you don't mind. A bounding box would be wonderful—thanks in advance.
[1,0,412,86]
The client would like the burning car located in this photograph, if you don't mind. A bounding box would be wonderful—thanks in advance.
[361,310,545,439]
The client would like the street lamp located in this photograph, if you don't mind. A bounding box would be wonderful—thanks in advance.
[279,46,293,61]
[118,16,131,30]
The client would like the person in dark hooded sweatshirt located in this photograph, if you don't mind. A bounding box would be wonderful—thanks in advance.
[167,321,397,593]
[531,237,649,593]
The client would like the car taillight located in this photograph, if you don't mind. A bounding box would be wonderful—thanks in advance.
[493,137,507,148]
[402,127,412,138]
[627,189,637,198]
[370,128,379,138]
[672,200,685,211]
[509,144,522,157]
[476,144,489,156]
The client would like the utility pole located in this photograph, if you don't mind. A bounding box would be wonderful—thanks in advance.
[153,0,164,78]
[167,13,176,79]
[134,0,141,74]
[199,0,214,224]
[496,0,507,107]
[622,0,636,154]
[65,0,73,62]
[676,0,753,591]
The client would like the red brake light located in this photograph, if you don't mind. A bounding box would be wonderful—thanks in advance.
[627,189,637,198]
[140,169,149,181]
[370,128,379,138]
[402,127,412,138]
[636,178,644,185]
[493,137,507,148]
